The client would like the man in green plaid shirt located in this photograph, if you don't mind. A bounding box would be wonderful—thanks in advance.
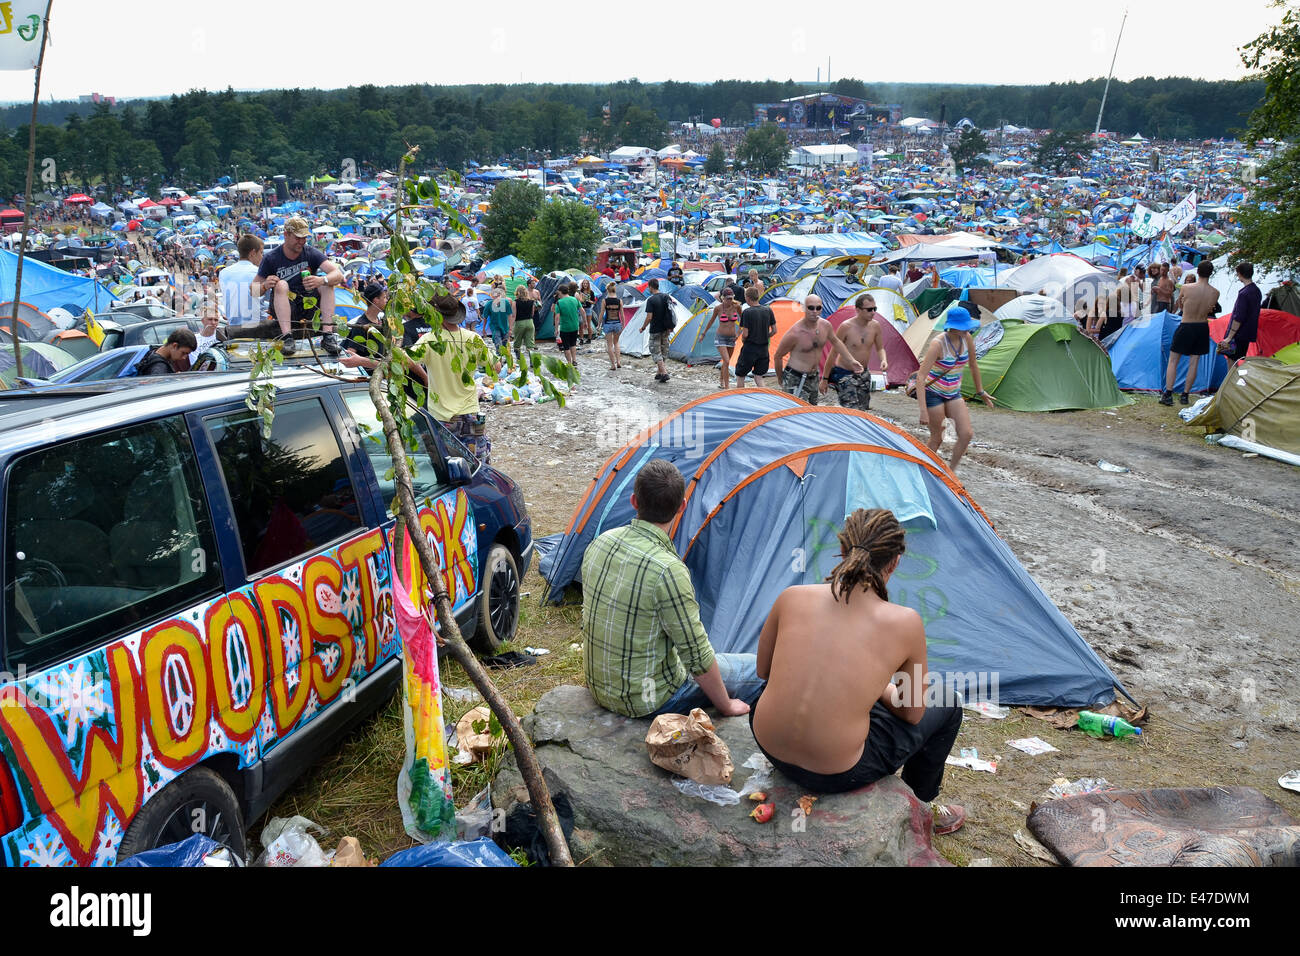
[582,459,763,718]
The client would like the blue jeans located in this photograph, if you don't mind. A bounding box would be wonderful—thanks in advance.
[649,653,764,717]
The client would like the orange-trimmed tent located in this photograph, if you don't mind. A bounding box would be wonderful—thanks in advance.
[540,399,1129,707]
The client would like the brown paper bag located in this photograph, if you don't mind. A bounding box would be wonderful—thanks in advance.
[645,708,734,786]
[330,836,376,867]
[453,706,495,764]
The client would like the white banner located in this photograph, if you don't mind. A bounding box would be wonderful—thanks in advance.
[0,1,46,71]
[1164,189,1198,234]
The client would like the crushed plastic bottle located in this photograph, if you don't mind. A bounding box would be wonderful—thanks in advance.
[1097,460,1130,473]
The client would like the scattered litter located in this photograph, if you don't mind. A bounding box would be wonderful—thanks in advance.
[455,786,495,840]
[1180,395,1214,420]
[330,836,377,867]
[945,754,998,774]
[672,778,741,806]
[1014,828,1060,865]
[747,791,768,802]
[797,795,818,816]
[736,751,774,798]
[968,858,994,867]
[749,801,775,823]
[569,643,582,652]
[443,686,481,703]
[1045,777,1112,799]
[523,646,551,656]
[453,706,496,765]
[1007,737,1059,756]
[258,816,330,867]
[960,747,980,759]
[1097,459,1130,473]
[1242,452,1259,458]
[963,700,1010,719]
[646,708,733,785]
[546,459,561,466]
[1279,771,1300,794]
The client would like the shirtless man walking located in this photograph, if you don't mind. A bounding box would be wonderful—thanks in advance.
[773,295,863,405]
[822,293,887,410]
[1161,260,1218,406]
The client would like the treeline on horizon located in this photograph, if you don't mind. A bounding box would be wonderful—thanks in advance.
[0,75,1262,198]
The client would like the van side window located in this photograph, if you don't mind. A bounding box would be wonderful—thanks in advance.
[206,398,363,577]
[4,416,222,671]
[342,391,447,515]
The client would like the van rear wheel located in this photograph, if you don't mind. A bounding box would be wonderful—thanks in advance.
[472,543,520,654]
[116,766,246,864]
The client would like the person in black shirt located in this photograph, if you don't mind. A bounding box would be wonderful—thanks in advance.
[666,261,684,285]
[639,278,675,382]
[1218,261,1262,362]
[735,286,778,387]
[136,328,197,376]
[341,280,390,367]
[252,216,344,357]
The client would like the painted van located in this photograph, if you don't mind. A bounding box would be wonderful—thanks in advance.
[0,370,531,865]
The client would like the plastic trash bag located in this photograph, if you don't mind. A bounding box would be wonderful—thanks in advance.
[380,837,517,867]
[455,786,495,841]
[117,833,243,867]
[258,815,330,867]
[673,778,742,806]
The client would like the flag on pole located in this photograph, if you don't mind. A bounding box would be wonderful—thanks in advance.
[1164,189,1198,234]
[0,1,46,71]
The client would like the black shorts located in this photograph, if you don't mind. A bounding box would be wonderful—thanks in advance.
[559,329,579,350]
[734,344,769,378]
[1171,321,1210,356]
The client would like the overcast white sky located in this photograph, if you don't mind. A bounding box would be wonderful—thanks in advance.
[0,0,1282,103]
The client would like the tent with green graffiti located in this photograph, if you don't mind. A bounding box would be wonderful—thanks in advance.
[541,392,1128,707]
[963,319,1132,412]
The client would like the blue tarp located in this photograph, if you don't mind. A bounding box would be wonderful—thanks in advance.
[480,255,530,278]
[1105,311,1228,392]
[543,398,1127,708]
[0,250,118,313]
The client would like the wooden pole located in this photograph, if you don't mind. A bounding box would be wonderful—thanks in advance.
[9,0,55,382]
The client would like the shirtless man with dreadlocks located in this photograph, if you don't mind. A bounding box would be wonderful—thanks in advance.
[749,508,967,834]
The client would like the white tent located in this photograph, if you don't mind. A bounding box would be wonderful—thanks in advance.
[618,297,693,357]
[1002,254,1116,310]
[789,144,858,167]
[656,144,682,159]
[610,146,655,163]
[232,181,263,194]
[995,294,1070,323]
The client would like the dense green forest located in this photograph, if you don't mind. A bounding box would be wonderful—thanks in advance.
[0,75,1262,198]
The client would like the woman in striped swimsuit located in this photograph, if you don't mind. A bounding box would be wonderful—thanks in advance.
[914,307,994,472]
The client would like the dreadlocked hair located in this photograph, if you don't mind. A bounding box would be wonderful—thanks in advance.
[828,508,906,604]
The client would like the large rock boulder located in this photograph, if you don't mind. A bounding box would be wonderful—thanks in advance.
[493,685,947,866]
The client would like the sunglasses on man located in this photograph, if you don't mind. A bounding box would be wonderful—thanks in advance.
[806,304,822,312]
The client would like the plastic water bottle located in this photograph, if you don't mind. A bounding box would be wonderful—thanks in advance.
[1077,710,1142,738]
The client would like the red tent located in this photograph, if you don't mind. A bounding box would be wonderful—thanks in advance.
[157,197,182,207]
[0,209,24,219]
[64,194,93,204]
[823,303,919,387]
[136,198,159,208]
[1210,309,1300,358]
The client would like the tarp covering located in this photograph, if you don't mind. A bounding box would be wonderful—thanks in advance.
[1186,356,1300,455]
[1105,312,1228,393]
[970,320,1132,411]
[756,232,884,257]
[0,249,118,314]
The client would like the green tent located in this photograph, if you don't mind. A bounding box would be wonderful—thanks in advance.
[1273,343,1300,365]
[910,286,961,316]
[1186,356,1300,455]
[963,319,1132,412]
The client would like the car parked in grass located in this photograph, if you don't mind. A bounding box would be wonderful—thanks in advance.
[0,369,531,865]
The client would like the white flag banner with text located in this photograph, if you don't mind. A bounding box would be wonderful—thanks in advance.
[0,1,46,71]
[1164,189,1198,235]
